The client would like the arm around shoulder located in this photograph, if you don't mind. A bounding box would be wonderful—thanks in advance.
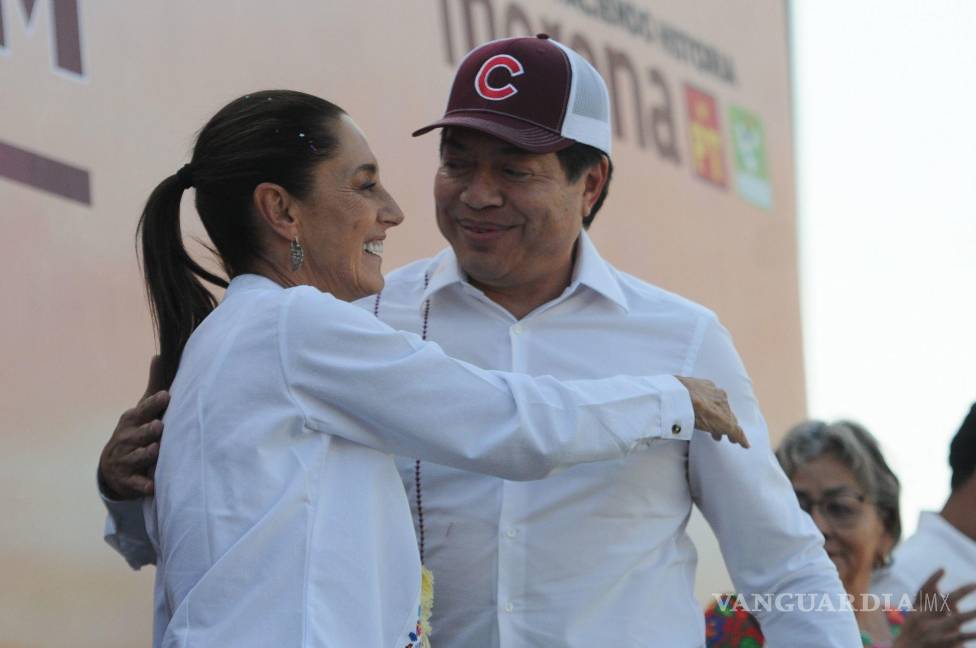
[278,287,695,479]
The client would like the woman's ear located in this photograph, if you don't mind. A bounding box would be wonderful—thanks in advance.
[875,531,896,569]
[253,182,298,243]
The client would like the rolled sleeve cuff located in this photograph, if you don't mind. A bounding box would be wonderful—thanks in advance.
[99,473,155,570]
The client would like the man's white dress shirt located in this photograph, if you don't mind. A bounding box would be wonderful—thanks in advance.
[372,233,859,647]
[104,234,860,647]
[874,511,976,646]
[133,273,695,647]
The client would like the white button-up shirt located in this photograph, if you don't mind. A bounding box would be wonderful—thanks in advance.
[874,511,976,646]
[133,273,695,647]
[371,233,860,647]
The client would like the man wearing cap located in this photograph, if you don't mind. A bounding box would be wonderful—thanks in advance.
[99,36,860,646]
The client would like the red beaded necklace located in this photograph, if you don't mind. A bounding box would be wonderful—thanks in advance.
[373,274,431,563]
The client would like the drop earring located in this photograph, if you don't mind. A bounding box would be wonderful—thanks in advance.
[290,237,304,271]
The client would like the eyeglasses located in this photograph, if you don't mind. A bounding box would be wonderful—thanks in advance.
[795,492,868,529]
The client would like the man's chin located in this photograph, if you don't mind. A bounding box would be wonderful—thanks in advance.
[456,257,509,286]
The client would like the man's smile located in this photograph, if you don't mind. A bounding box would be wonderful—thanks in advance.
[457,219,517,242]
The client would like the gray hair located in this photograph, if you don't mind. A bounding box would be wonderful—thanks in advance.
[776,420,902,545]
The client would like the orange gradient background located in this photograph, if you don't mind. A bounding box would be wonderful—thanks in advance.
[0,1,797,645]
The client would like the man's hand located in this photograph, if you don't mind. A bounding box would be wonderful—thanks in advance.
[97,356,169,499]
[675,376,750,448]
[894,569,976,647]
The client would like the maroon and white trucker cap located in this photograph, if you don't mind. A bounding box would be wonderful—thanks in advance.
[412,34,612,156]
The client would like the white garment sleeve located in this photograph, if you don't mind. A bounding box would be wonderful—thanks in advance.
[686,316,862,647]
[872,567,918,602]
[98,471,154,569]
[280,287,695,481]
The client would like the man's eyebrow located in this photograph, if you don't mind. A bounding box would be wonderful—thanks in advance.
[354,163,378,175]
[441,139,466,152]
[440,139,530,157]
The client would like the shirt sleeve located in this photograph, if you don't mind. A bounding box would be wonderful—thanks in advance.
[686,316,862,647]
[279,287,695,481]
[98,470,156,569]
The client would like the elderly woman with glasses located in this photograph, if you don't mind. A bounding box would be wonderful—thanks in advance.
[706,420,976,647]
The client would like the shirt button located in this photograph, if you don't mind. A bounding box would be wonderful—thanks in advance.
[504,602,515,612]
[671,423,682,435]
[512,323,524,335]
[506,528,518,538]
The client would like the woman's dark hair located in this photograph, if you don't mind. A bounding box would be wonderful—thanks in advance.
[137,90,346,388]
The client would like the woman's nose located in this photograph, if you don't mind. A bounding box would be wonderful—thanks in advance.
[380,192,404,227]
[809,506,833,537]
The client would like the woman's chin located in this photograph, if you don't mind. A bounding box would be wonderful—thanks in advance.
[361,257,384,291]
[347,276,385,301]
[827,555,849,579]
[365,273,385,296]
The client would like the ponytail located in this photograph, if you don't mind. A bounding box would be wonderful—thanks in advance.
[135,90,346,388]
[136,171,228,389]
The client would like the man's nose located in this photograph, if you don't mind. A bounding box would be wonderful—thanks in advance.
[460,168,503,209]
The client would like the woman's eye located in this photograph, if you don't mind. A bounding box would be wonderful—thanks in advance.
[826,502,856,518]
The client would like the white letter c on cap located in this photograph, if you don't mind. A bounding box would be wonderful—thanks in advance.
[474,55,524,101]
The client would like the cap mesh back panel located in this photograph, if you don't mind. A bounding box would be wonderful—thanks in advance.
[569,54,609,122]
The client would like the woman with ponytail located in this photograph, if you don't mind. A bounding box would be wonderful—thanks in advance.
[131,90,746,647]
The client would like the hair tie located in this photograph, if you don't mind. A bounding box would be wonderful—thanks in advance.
[176,164,194,190]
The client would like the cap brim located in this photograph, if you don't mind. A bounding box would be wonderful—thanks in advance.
[412,111,575,154]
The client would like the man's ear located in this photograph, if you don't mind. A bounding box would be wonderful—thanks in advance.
[253,182,298,242]
[580,156,609,220]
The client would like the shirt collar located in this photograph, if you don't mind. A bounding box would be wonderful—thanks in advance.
[917,511,976,553]
[419,231,629,313]
[570,230,630,312]
[224,273,284,297]
[420,247,467,303]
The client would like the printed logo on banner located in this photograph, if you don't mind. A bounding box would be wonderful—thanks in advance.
[684,85,726,188]
[0,0,85,78]
[0,0,90,205]
[729,105,772,209]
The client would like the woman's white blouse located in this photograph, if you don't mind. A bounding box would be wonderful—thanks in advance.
[144,274,693,647]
